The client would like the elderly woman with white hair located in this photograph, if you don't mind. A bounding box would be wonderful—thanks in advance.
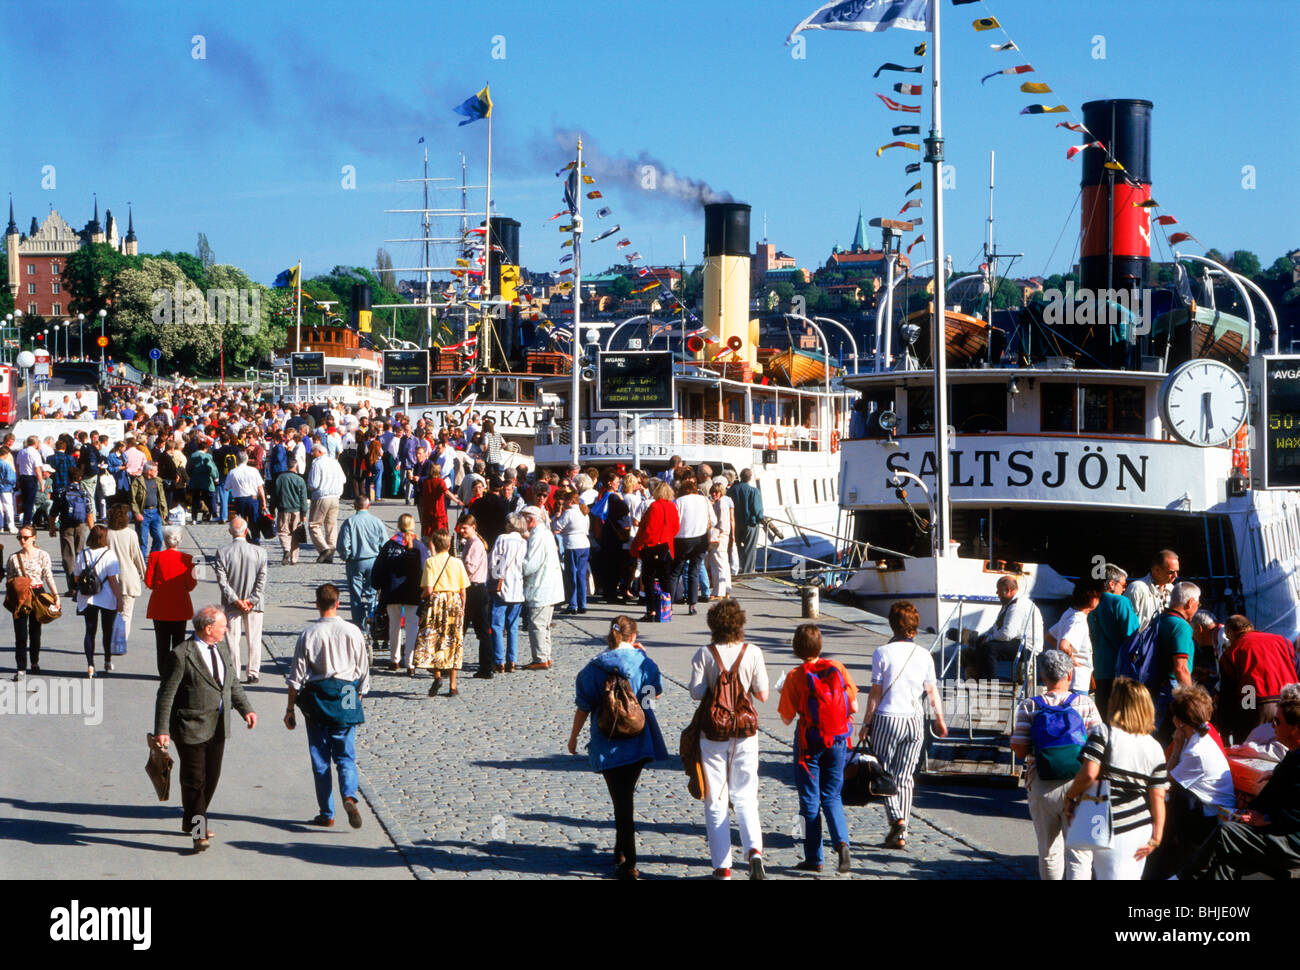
[145,525,199,677]
[1010,648,1104,879]
[488,512,530,673]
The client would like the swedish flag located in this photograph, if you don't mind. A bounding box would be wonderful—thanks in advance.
[453,85,492,126]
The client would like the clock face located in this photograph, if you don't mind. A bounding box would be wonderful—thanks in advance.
[1159,359,1249,447]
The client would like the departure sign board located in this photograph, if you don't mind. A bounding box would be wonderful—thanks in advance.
[1262,356,1300,488]
[290,352,325,380]
[382,350,430,387]
[597,351,675,413]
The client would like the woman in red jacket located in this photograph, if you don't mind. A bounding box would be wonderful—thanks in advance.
[144,525,199,677]
[630,481,680,622]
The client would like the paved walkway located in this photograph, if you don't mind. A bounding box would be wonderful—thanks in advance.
[1,501,1039,879]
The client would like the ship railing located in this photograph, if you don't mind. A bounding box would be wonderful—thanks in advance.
[536,417,760,452]
[752,513,905,585]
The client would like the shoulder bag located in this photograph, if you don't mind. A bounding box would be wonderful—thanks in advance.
[1064,728,1114,850]
[16,555,61,624]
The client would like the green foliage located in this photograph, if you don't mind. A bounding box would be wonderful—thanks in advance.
[773,281,796,304]
[992,278,1022,309]
[608,276,634,300]
[678,266,703,306]
[1042,272,1080,292]
[63,242,142,319]
[1229,250,1261,278]
[802,284,827,312]
[196,232,214,271]
[375,248,396,290]
[152,250,207,291]
[1264,256,1297,282]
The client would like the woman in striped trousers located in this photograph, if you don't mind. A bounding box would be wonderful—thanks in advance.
[859,601,948,849]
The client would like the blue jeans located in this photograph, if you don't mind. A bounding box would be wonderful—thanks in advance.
[697,559,711,598]
[566,547,590,610]
[214,484,230,522]
[230,496,260,543]
[345,558,376,629]
[490,596,522,665]
[794,735,850,864]
[139,507,164,558]
[305,719,358,820]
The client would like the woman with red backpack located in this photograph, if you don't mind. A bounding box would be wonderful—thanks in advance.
[778,623,859,874]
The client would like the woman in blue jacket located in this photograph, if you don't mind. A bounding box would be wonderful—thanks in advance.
[567,615,668,880]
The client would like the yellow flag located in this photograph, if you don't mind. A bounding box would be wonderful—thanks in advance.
[973,17,1000,31]
[1020,82,1052,94]
[582,175,595,184]
[1104,160,1126,171]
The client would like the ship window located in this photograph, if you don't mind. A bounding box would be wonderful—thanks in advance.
[1082,385,1144,435]
[1041,384,1077,432]
[950,384,1007,433]
[430,380,450,404]
[906,387,934,434]
[520,381,537,403]
[496,378,517,402]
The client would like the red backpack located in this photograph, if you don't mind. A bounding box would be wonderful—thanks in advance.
[802,660,853,749]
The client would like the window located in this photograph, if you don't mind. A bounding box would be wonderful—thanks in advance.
[495,378,517,402]
[50,262,60,275]
[27,283,36,295]
[519,380,537,403]
[51,282,60,294]
[1081,385,1144,435]
[27,304,37,315]
[52,303,61,316]
[950,384,1007,432]
[26,264,34,275]
[907,387,934,434]
[1041,384,1076,432]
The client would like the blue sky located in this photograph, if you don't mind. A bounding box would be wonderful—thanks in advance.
[3,0,1296,287]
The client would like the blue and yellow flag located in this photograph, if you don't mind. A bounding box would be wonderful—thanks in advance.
[453,85,492,126]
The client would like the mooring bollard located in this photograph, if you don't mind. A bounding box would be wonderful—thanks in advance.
[800,584,819,619]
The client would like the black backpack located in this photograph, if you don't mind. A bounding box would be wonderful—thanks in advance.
[76,550,107,597]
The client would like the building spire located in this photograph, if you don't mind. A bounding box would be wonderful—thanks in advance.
[851,208,867,253]
[125,203,136,242]
[6,194,15,235]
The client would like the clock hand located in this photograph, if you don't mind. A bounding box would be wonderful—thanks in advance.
[1201,391,1213,437]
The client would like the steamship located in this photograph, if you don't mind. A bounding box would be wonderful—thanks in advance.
[533,202,850,565]
[837,99,1300,640]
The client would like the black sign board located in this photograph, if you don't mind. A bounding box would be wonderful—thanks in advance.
[382,350,430,388]
[597,351,674,413]
[290,352,325,380]
[1264,356,1300,488]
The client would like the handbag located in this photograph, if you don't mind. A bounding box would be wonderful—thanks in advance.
[110,613,128,655]
[145,733,173,801]
[841,734,898,806]
[1065,729,1114,850]
[13,555,60,623]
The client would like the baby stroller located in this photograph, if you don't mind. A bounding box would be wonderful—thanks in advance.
[363,596,387,669]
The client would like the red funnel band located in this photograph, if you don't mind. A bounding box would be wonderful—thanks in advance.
[1081,183,1151,260]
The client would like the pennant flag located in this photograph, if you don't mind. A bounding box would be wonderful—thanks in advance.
[1056,122,1089,134]
[586,190,602,199]
[913,41,926,55]
[633,282,659,295]
[1066,141,1103,160]
[1132,199,1160,208]
[558,268,573,276]
[909,218,923,226]
[905,180,923,195]
[899,198,922,214]
[905,162,921,174]
[564,167,578,212]
[981,64,1034,83]
[590,225,621,243]
[972,17,1000,30]
[559,254,573,263]
[625,251,642,262]
[876,141,920,156]
[453,85,492,126]
[617,239,632,248]
[637,267,652,277]
[1167,232,1198,246]
[561,239,573,248]
[596,207,613,219]
[990,40,1018,51]
[1020,82,1052,94]
[1155,215,1179,226]
[893,124,920,136]
[547,211,567,221]
[873,62,923,77]
[876,93,921,112]
[582,175,595,184]
[555,161,576,176]
[1103,160,1126,170]
[559,225,573,232]
[893,82,922,96]
[1021,104,1069,115]
[274,266,301,290]
[468,226,488,235]
[786,0,932,43]
[906,234,925,254]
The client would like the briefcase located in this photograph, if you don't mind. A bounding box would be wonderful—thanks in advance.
[145,733,173,801]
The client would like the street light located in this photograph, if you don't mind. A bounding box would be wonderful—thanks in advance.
[98,307,107,363]
[77,313,85,360]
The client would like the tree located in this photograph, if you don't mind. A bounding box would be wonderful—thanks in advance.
[608,276,634,301]
[1263,256,1297,282]
[63,242,142,319]
[1229,250,1260,279]
[113,258,222,371]
[992,278,1023,309]
[206,263,284,371]
[678,266,703,307]
[153,250,207,291]
[375,248,396,290]
[773,281,796,305]
[803,284,827,312]
[196,232,214,272]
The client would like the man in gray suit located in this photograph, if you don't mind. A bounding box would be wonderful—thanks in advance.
[155,605,257,853]
[214,516,269,684]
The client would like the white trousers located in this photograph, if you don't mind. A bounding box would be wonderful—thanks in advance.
[700,734,762,870]
[706,542,732,598]
[225,607,265,678]
[119,594,138,639]
[388,603,419,667]
[1092,822,1152,880]
[1026,775,1093,880]
[0,492,15,531]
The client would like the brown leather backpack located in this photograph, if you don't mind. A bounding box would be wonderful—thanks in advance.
[700,643,759,742]
[597,673,646,739]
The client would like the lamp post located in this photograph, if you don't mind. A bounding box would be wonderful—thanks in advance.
[77,313,85,360]
[98,308,107,361]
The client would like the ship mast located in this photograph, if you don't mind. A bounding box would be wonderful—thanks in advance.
[569,138,584,469]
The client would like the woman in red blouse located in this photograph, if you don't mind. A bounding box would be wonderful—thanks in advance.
[630,481,680,622]
[144,525,199,677]
[419,473,462,543]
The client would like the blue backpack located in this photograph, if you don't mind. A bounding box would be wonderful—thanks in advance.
[1116,618,1163,688]
[1029,692,1088,780]
[61,486,90,526]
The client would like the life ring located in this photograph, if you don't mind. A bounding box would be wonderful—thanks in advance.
[830,430,840,453]
[767,428,778,450]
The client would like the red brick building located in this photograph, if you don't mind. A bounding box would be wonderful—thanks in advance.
[5,196,138,319]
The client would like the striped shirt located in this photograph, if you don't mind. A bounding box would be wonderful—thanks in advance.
[1081,724,1169,835]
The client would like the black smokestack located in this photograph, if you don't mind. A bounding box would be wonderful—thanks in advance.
[704,203,751,257]
[1080,99,1153,293]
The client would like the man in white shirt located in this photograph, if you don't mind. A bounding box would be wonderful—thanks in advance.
[15,436,45,527]
[306,444,346,563]
[224,452,268,546]
[972,575,1043,680]
[283,582,369,829]
[1125,549,1179,629]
